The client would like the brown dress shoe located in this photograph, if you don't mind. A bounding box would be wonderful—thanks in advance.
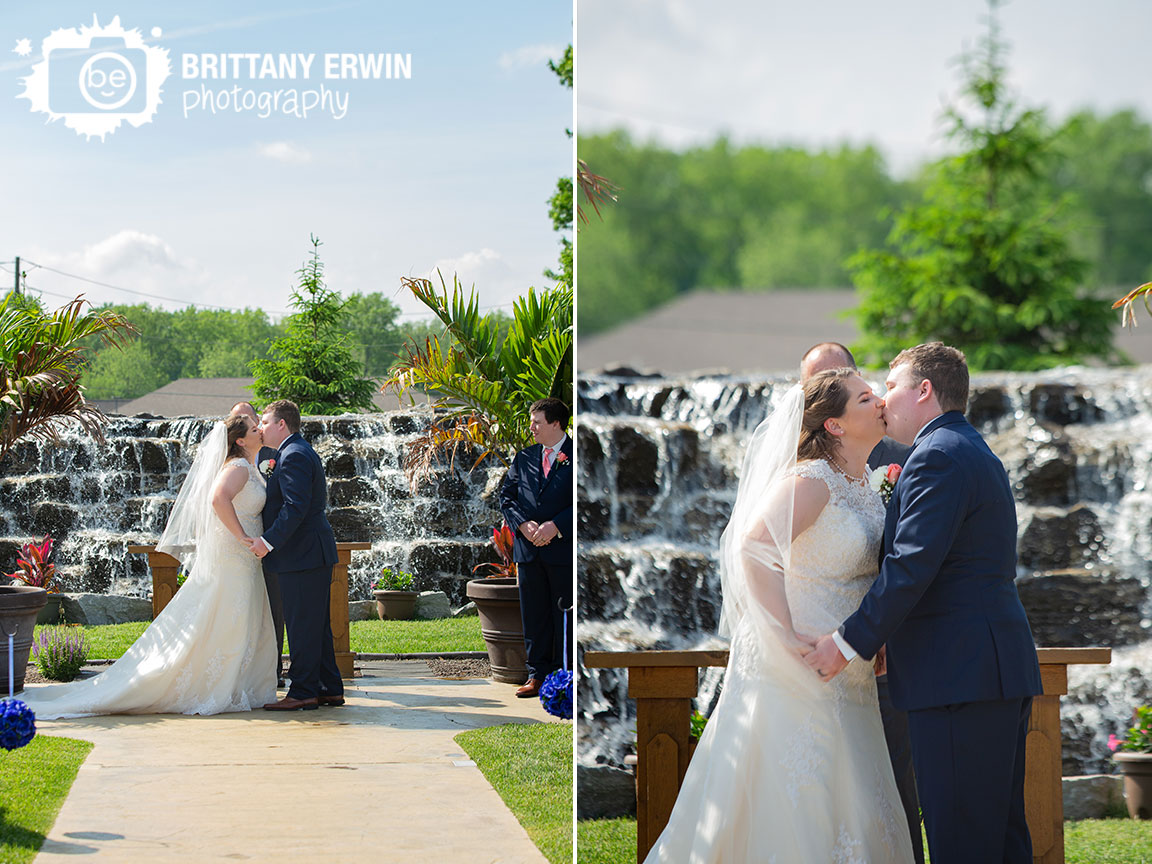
[263,695,319,711]
[318,695,345,706]
[515,679,542,698]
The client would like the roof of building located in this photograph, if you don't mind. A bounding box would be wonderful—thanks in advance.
[90,377,423,418]
[577,288,1152,375]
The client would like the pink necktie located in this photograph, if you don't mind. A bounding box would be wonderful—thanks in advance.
[542,447,553,478]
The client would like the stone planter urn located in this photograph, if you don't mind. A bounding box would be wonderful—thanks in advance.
[36,593,64,626]
[1114,752,1152,819]
[373,589,419,621]
[0,585,49,694]
[466,577,528,684]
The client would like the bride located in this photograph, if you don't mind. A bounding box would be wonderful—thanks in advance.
[22,414,277,718]
[644,368,914,863]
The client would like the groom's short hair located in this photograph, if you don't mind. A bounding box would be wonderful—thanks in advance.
[892,342,969,413]
[265,399,301,433]
[530,397,570,428]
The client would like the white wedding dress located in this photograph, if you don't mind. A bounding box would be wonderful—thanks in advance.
[23,457,277,719]
[644,459,914,863]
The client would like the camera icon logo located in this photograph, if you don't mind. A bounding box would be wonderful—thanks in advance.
[49,37,148,114]
[18,16,171,141]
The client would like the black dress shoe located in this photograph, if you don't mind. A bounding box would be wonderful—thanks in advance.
[263,696,319,711]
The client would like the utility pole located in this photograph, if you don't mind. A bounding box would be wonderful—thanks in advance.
[13,255,20,295]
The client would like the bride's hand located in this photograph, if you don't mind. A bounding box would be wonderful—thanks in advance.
[782,630,816,658]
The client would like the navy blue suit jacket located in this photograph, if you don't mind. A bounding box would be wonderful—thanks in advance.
[261,433,338,574]
[842,411,1042,712]
[499,436,573,565]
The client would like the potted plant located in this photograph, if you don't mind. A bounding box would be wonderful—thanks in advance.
[466,523,528,684]
[372,567,419,620]
[0,582,48,694]
[6,536,63,625]
[1110,705,1152,819]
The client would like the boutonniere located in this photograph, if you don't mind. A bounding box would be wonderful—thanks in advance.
[554,451,569,466]
[259,458,277,477]
[869,463,901,504]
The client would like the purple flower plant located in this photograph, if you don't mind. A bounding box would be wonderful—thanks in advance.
[32,626,89,682]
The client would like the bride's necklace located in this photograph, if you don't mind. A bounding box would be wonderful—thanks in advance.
[827,452,867,486]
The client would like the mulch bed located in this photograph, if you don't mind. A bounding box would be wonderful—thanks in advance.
[425,657,491,679]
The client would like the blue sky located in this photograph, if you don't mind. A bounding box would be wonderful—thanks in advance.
[578,0,1152,175]
[0,2,572,319]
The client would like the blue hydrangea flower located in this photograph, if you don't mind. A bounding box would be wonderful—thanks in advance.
[539,669,572,719]
[0,699,36,751]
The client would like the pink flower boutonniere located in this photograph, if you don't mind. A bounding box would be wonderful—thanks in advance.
[869,463,901,504]
[554,451,569,466]
[259,458,277,477]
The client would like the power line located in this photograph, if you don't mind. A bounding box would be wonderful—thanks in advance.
[17,257,525,317]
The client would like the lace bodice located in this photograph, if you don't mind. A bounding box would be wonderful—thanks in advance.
[787,458,885,704]
[226,457,266,528]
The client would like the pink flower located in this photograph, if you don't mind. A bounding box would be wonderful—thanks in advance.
[1108,733,1121,752]
[555,451,569,464]
[885,463,902,483]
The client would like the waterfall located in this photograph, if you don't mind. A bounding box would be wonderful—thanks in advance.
[0,412,507,608]
[578,365,1152,779]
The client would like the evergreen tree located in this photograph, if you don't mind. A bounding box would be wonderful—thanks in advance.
[545,44,573,287]
[850,2,1116,371]
[250,236,376,414]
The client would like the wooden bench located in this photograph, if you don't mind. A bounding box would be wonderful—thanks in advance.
[584,646,1111,864]
[129,542,371,678]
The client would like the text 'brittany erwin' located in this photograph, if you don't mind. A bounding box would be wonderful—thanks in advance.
[180,53,412,81]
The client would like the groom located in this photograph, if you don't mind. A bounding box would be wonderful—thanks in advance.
[804,342,1042,864]
[252,399,343,711]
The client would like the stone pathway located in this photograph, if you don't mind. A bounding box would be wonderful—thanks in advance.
[30,661,558,863]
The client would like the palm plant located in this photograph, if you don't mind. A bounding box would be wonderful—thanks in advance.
[1113,282,1152,326]
[0,293,134,466]
[383,274,572,482]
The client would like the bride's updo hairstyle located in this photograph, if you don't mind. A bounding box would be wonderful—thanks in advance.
[796,367,856,463]
[224,414,252,461]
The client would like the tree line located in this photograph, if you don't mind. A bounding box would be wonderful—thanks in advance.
[577,109,1152,339]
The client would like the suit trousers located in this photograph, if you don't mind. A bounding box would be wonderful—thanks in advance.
[907,697,1033,864]
[262,566,285,681]
[517,558,571,680]
[278,567,343,701]
[877,676,924,864]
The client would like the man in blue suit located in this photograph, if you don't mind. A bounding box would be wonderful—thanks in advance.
[805,342,1042,864]
[252,399,343,711]
[231,401,285,687]
[500,398,573,698]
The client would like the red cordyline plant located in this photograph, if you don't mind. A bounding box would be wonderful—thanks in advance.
[6,535,60,593]
[1113,282,1152,327]
[472,524,517,579]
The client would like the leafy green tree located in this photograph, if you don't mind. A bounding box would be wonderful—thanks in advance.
[1,293,134,464]
[250,236,377,414]
[545,44,573,287]
[340,292,405,377]
[849,6,1116,371]
[383,275,572,479]
[1050,110,1152,285]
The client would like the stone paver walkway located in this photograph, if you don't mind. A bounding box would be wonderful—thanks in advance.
[30,661,559,863]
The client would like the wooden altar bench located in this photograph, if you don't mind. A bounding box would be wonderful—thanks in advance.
[129,542,371,678]
[584,646,1112,864]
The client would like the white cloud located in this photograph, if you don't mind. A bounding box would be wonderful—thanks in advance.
[498,42,563,72]
[424,248,525,309]
[25,230,241,311]
[259,141,312,163]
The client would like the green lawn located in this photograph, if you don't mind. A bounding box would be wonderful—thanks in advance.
[35,616,484,660]
[0,735,93,864]
[456,722,573,864]
[576,817,1152,863]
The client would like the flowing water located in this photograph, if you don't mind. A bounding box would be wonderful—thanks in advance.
[578,366,1152,783]
[0,412,507,608]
